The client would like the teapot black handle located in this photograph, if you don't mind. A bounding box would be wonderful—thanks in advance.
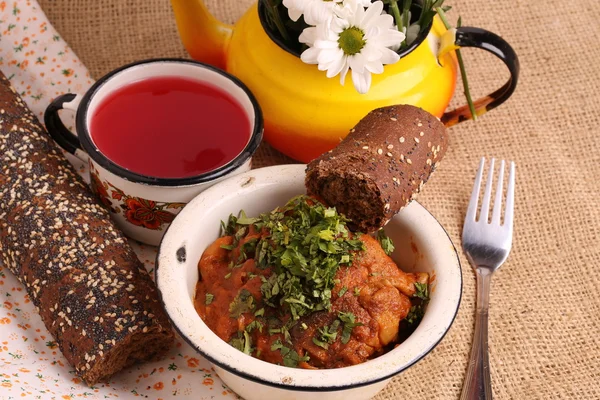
[44,93,88,161]
[441,27,520,127]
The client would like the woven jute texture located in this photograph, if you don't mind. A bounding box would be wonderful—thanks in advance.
[39,0,600,398]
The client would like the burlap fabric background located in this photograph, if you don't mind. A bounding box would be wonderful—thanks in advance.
[38,0,600,399]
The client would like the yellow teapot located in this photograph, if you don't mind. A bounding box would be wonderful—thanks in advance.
[171,1,519,162]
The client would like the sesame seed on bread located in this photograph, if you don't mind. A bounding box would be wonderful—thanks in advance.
[0,73,174,385]
[305,105,448,233]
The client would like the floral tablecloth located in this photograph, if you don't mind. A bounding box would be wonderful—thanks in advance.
[0,2,237,398]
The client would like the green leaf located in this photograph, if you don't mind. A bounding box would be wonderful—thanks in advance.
[243,330,253,355]
[271,339,284,351]
[229,289,255,318]
[318,229,335,241]
[271,339,309,367]
[220,214,238,236]
[237,210,260,225]
[312,336,329,350]
[406,305,426,324]
[338,311,364,344]
[317,319,340,346]
[229,331,253,355]
[205,293,214,305]
[246,319,264,333]
[414,282,429,300]
[234,226,248,244]
[239,238,259,263]
[220,244,234,251]
[376,229,395,256]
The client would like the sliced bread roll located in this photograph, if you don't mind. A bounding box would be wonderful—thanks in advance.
[305,105,448,233]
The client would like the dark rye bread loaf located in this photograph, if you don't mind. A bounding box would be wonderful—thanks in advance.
[0,73,174,385]
[305,105,448,233]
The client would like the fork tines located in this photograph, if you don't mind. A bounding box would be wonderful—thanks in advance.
[466,157,515,227]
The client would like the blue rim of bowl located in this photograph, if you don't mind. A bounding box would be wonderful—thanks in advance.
[155,200,462,392]
[76,58,264,187]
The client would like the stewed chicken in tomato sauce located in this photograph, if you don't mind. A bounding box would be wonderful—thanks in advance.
[194,196,429,369]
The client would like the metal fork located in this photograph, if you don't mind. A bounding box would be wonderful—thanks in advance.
[460,158,515,400]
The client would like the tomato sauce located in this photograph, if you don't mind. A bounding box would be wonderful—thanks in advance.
[194,225,429,369]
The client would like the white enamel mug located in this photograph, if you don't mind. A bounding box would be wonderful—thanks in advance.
[44,58,263,246]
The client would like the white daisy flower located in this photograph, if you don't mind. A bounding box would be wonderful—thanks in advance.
[300,0,405,94]
[283,0,372,26]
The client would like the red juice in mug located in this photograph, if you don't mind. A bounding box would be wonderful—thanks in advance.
[90,76,251,178]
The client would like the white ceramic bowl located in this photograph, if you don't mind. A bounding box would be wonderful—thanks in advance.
[156,164,462,400]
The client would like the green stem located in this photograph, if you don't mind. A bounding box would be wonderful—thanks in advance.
[388,0,403,33]
[264,0,290,42]
[402,0,411,28]
[401,0,411,46]
[436,7,477,121]
[417,0,430,29]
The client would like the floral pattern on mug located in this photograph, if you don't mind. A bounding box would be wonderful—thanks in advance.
[89,167,118,213]
[89,162,186,231]
[121,197,181,230]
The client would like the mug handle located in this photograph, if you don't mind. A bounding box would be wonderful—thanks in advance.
[44,93,89,162]
[440,27,520,127]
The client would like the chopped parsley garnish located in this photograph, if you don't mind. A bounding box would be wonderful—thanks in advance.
[312,336,329,350]
[312,319,341,349]
[271,339,310,367]
[236,210,261,226]
[221,214,238,236]
[218,196,383,362]
[229,289,255,318]
[220,244,234,251]
[406,281,430,325]
[226,196,364,320]
[234,226,248,244]
[406,305,426,324]
[338,311,363,344]
[245,319,264,333]
[414,282,429,300]
[268,318,296,343]
[229,330,253,355]
[376,229,395,256]
[238,238,258,263]
[205,293,214,305]
[243,331,252,354]
[353,287,362,296]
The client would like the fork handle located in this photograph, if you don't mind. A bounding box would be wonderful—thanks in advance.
[460,269,493,400]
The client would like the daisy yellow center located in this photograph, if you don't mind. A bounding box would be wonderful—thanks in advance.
[338,27,366,56]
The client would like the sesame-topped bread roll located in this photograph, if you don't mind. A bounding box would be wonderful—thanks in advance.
[0,73,174,385]
[305,105,448,233]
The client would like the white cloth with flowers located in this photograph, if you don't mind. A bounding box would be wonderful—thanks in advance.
[0,1,236,398]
